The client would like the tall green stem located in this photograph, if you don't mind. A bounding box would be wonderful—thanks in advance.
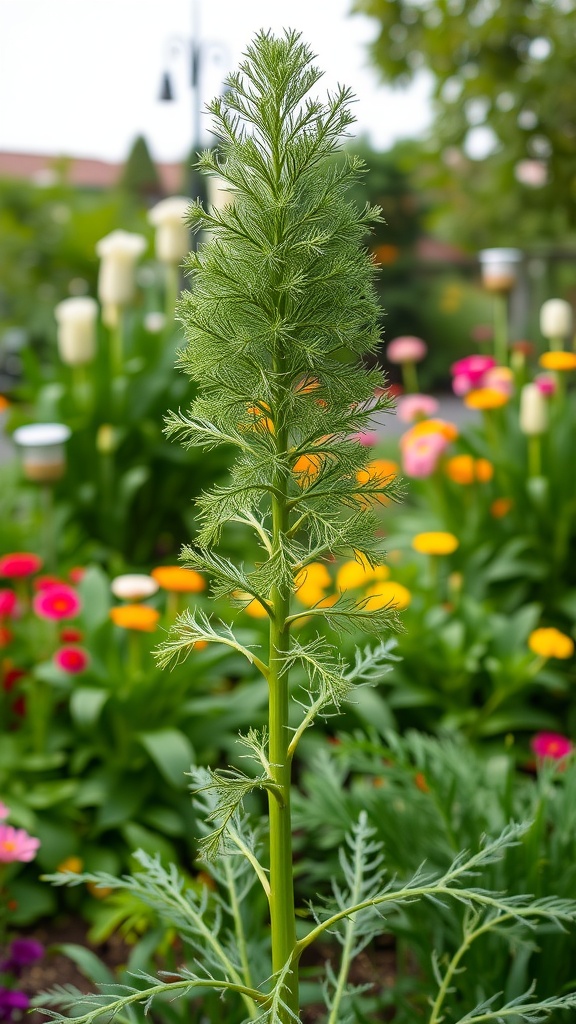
[268,416,298,1018]
[493,294,509,366]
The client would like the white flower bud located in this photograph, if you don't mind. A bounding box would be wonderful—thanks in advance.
[111,573,159,601]
[519,383,548,436]
[96,230,147,307]
[54,296,98,365]
[148,197,190,265]
[539,299,573,340]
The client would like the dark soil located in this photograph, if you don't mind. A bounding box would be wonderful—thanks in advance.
[16,919,399,1023]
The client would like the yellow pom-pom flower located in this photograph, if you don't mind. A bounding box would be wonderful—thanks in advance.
[412,531,459,556]
[539,351,576,372]
[363,581,411,611]
[528,627,574,660]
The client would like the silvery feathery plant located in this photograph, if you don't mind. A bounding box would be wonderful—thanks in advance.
[40,30,576,1024]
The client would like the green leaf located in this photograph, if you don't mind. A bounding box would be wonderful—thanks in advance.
[70,687,109,729]
[78,565,112,632]
[138,728,195,789]
[52,943,116,986]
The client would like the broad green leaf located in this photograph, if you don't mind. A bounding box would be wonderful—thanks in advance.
[70,687,109,729]
[138,728,194,789]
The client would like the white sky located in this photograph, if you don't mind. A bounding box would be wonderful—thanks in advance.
[0,0,433,163]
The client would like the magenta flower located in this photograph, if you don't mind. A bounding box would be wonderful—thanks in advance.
[401,432,448,478]
[0,823,40,863]
[354,431,379,447]
[32,583,81,621]
[531,731,573,760]
[0,553,42,579]
[387,336,427,364]
[534,373,556,397]
[0,591,17,619]
[450,355,496,395]
[0,988,30,1021]
[54,645,89,674]
[397,393,440,424]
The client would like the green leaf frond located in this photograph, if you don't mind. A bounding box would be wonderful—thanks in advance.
[191,765,282,863]
[344,639,401,685]
[154,608,268,676]
[453,986,576,1023]
[284,634,350,710]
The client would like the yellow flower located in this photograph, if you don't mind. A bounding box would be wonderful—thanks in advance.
[244,599,270,619]
[539,351,576,372]
[151,566,206,593]
[336,558,389,591]
[412,531,459,556]
[364,581,411,611]
[445,454,493,485]
[294,562,332,606]
[87,881,114,900]
[528,627,574,660]
[463,388,509,410]
[110,604,160,632]
[57,856,83,874]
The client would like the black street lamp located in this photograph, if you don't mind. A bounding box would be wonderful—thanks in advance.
[158,0,227,201]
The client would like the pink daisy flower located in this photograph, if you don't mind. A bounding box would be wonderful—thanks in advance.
[0,552,42,578]
[531,731,573,760]
[387,336,428,364]
[33,583,81,621]
[0,590,17,618]
[396,394,440,424]
[54,646,90,675]
[0,823,40,863]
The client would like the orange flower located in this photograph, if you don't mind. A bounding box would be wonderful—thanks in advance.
[372,243,399,266]
[463,388,509,410]
[293,453,323,480]
[151,566,206,593]
[110,604,160,632]
[412,531,459,556]
[0,396,10,414]
[57,856,83,874]
[539,351,576,372]
[401,418,459,446]
[87,882,114,900]
[356,458,399,485]
[490,497,513,519]
[445,454,494,485]
[528,628,574,660]
[363,581,411,611]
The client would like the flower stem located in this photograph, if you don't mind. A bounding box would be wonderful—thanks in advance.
[493,294,509,365]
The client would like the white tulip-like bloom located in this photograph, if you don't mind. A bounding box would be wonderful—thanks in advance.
[96,230,147,310]
[519,383,548,436]
[54,296,98,365]
[110,573,159,602]
[540,299,573,341]
[12,422,72,483]
[207,175,236,212]
[148,197,190,265]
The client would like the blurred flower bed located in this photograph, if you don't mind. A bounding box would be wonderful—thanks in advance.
[1,175,576,1018]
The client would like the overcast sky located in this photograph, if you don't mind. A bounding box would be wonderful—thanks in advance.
[0,0,433,163]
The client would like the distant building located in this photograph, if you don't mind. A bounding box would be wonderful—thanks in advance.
[0,150,184,193]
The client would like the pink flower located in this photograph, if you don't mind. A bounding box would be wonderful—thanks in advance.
[0,590,17,618]
[450,355,496,395]
[0,823,40,863]
[534,373,556,397]
[401,432,448,478]
[0,552,42,578]
[33,583,81,621]
[34,575,65,592]
[483,366,514,397]
[354,431,379,447]
[54,645,89,674]
[397,394,440,424]
[0,802,9,820]
[387,336,428,364]
[531,731,573,760]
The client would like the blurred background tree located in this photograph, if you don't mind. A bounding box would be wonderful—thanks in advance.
[352,0,576,249]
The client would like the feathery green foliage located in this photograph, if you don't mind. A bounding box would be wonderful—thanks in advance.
[38,27,576,1024]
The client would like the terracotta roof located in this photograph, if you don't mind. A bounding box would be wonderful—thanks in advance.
[0,151,183,193]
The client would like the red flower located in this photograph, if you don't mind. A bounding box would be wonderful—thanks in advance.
[54,646,89,674]
[68,567,86,584]
[2,666,25,692]
[0,590,17,618]
[0,627,13,648]
[33,584,81,621]
[34,575,64,591]
[0,552,42,578]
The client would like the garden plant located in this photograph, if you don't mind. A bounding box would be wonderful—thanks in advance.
[35,29,576,1024]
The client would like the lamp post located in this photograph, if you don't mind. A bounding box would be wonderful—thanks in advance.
[158,0,227,204]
